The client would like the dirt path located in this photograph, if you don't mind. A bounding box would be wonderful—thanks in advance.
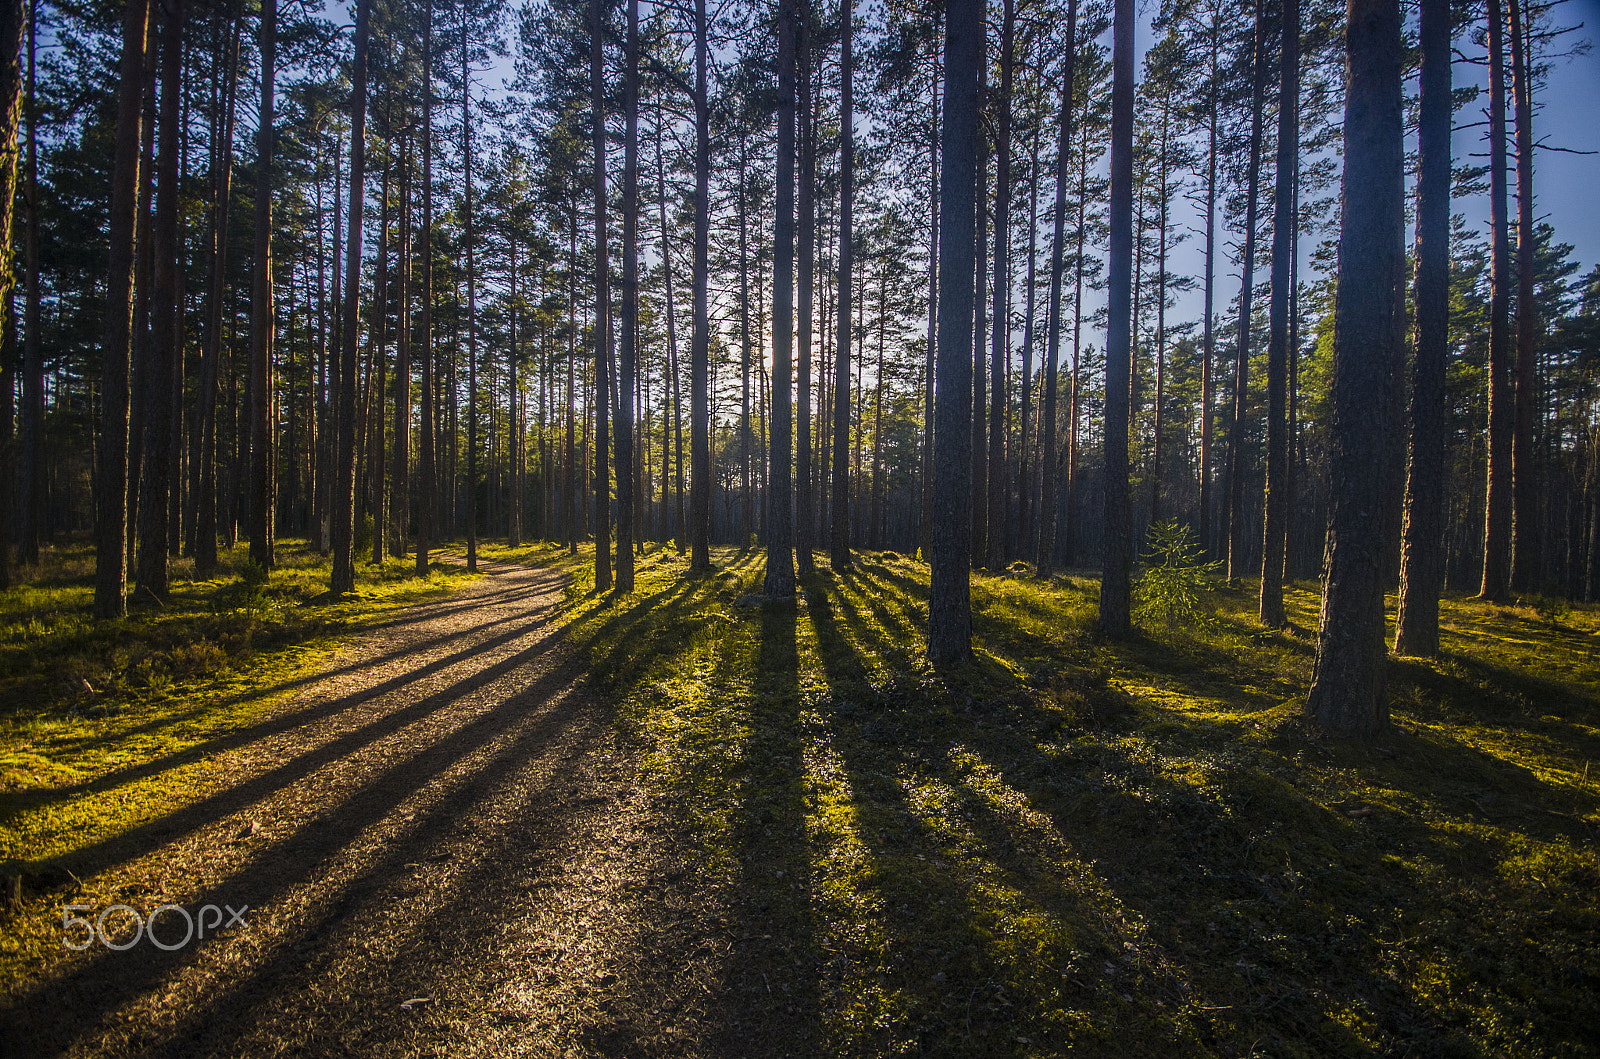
[4,559,759,1058]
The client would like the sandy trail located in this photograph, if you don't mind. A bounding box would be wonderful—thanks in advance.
[3,559,780,1058]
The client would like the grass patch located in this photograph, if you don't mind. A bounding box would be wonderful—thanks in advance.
[503,545,1600,1057]
[0,538,476,975]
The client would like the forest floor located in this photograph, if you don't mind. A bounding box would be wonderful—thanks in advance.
[2,542,1597,1057]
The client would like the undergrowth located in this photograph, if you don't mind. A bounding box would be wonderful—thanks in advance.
[528,545,1600,1058]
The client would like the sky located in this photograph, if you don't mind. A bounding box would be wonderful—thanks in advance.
[475,0,1599,344]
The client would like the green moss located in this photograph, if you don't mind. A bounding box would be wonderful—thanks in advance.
[495,545,1600,1057]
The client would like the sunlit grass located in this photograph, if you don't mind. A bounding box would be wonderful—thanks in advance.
[502,544,1600,1056]
[0,540,477,865]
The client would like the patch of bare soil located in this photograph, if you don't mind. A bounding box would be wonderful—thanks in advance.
[2,559,787,1058]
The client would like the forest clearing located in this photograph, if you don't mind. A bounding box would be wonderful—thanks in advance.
[2,543,1597,1055]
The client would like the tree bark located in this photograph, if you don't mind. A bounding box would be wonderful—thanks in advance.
[0,0,21,588]
[1259,0,1297,627]
[1508,0,1539,592]
[763,0,797,595]
[928,0,980,666]
[331,0,369,595]
[416,3,433,577]
[136,0,184,600]
[1478,0,1512,602]
[1035,0,1076,577]
[95,0,151,618]
[1307,0,1404,737]
[249,0,275,570]
[986,0,1013,571]
[1226,0,1268,582]
[1394,0,1450,655]
[796,2,816,575]
[617,0,638,591]
[690,0,711,569]
[20,0,41,566]
[1100,0,1134,637]
[830,0,853,570]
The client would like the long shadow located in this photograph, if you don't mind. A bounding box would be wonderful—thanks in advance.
[698,596,822,1056]
[804,576,1102,1055]
[7,577,566,818]
[14,595,571,882]
[37,578,558,765]
[7,619,599,1057]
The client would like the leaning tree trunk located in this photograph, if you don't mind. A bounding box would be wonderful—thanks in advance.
[763,0,797,596]
[332,0,370,595]
[1259,0,1297,627]
[95,0,151,619]
[1478,0,1512,602]
[1394,0,1450,656]
[1307,0,1404,736]
[136,0,184,601]
[928,0,981,666]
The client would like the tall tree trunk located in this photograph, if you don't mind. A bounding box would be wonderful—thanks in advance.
[370,132,389,565]
[0,0,20,588]
[136,0,183,600]
[1100,0,1134,636]
[416,3,433,577]
[830,0,852,570]
[1307,0,1404,736]
[465,16,482,572]
[764,0,797,595]
[95,0,151,618]
[1508,0,1539,592]
[928,0,980,666]
[1198,11,1219,556]
[195,21,239,576]
[127,24,155,578]
[617,0,638,591]
[986,0,1013,571]
[1226,0,1268,582]
[690,0,711,568]
[1017,73,1040,561]
[332,0,369,595]
[394,134,411,560]
[1478,0,1512,601]
[655,101,685,555]
[919,50,938,562]
[1035,0,1076,577]
[1394,0,1450,655]
[796,1,816,575]
[589,0,609,587]
[20,0,40,566]
[249,0,275,569]
[971,60,986,571]
[1259,0,1297,626]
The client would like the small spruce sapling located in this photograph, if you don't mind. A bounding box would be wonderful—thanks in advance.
[1134,519,1222,628]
